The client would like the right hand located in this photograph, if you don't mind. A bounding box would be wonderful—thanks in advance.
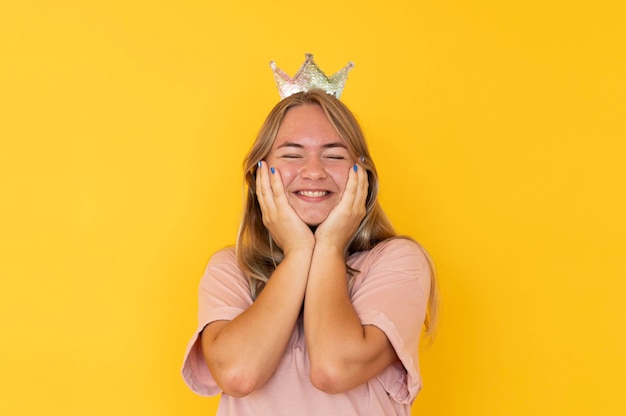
[256,161,315,255]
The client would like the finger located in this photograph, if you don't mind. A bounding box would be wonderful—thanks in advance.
[256,161,276,217]
[342,164,360,212]
[268,166,289,206]
[342,164,359,202]
[353,163,369,213]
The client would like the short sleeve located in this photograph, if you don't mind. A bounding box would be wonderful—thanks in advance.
[181,248,254,396]
[350,238,432,404]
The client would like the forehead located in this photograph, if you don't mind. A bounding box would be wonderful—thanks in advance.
[272,104,344,149]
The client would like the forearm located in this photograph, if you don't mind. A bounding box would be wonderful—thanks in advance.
[202,248,313,396]
[304,244,397,392]
[304,244,361,348]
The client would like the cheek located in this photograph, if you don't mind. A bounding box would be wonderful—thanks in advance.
[265,156,295,185]
[329,168,350,192]
[274,164,298,187]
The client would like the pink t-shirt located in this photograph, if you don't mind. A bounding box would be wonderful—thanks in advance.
[181,238,431,415]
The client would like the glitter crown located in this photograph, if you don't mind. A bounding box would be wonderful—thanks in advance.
[270,53,354,100]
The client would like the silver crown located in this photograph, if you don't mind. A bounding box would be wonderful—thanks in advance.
[270,53,354,100]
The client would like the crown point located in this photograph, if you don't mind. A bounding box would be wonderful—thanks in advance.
[270,53,354,100]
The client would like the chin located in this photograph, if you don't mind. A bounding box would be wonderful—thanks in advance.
[299,212,330,227]
[303,218,324,227]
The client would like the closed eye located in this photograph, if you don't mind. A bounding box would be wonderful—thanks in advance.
[323,150,350,160]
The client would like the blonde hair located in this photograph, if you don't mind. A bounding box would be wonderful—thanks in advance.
[236,89,437,338]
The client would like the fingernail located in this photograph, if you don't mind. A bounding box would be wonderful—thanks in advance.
[270,167,275,174]
[353,164,358,172]
[257,161,262,168]
[360,155,365,162]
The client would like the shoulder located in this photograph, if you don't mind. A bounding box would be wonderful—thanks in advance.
[351,237,432,297]
[374,236,423,253]
[199,246,251,300]
[365,237,432,272]
[207,246,237,267]
[201,246,245,283]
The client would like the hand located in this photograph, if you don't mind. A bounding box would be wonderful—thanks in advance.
[314,163,368,252]
[256,162,315,255]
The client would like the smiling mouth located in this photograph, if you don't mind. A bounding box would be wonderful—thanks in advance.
[297,190,329,198]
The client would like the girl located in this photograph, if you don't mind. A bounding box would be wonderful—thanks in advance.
[182,89,437,415]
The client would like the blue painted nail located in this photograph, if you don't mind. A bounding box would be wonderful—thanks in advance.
[270,167,275,174]
[257,161,262,168]
[353,164,358,172]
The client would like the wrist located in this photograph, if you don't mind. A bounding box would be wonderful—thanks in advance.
[283,242,315,258]
[312,240,345,258]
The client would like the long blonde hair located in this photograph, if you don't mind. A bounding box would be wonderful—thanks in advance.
[236,90,437,338]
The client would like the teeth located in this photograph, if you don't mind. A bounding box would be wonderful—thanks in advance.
[298,190,327,198]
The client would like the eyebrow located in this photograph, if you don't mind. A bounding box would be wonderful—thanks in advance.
[276,141,348,149]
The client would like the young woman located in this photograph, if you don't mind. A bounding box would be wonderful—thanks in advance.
[182,89,437,415]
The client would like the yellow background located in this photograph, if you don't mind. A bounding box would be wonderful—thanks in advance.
[1,1,625,414]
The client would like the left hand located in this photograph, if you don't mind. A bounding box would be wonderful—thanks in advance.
[314,163,368,252]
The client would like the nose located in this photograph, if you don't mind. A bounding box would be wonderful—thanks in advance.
[300,156,328,180]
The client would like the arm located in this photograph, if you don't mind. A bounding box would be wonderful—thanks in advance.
[304,164,399,393]
[201,162,315,397]
[305,244,399,393]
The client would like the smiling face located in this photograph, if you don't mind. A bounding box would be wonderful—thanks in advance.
[265,104,356,226]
